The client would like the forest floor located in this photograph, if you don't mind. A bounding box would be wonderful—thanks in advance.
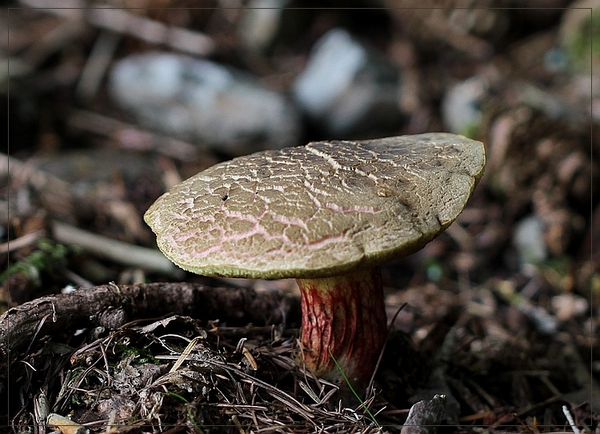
[1,2,599,433]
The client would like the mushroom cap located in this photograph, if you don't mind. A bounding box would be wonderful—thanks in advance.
[145,133,485,279]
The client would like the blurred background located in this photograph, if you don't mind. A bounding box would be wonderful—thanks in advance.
[1,0,599,430]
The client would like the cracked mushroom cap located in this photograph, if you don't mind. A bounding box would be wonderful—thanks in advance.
[145,133,485,279]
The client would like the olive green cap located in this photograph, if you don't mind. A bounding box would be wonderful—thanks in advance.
[145,133,485,279]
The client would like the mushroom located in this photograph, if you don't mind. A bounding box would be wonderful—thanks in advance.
[144,133,485,384]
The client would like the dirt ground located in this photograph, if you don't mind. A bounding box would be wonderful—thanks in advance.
[1,2,599,433]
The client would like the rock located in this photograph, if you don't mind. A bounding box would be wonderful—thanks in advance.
[109,52,300,154]
[292,28,405,137]
[513,215,547,272]
[401,394,447,434]
[238,0,291,53]
[442,76,486,136]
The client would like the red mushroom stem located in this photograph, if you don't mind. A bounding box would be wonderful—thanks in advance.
[296,267,387,384]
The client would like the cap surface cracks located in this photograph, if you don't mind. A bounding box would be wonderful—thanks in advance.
[144,133,485,279]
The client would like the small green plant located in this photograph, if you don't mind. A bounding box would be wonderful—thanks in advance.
[116,342,158,365]
[565,7,600,72]
[1,238,70,287]
[167,392,205,433]
[328,347,380,428]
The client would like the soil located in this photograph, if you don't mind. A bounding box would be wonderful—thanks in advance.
[1,2,599,433]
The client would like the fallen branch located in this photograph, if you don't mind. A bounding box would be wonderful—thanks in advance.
[51,220,179,276]
[0,281,299,385]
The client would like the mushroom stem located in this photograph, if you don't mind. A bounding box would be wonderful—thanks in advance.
[297,267,387,384]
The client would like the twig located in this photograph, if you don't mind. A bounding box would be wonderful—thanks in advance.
[562,406,581,434]
[493,279,558,335]
[66,109,198,160]
[51,220,180,277]
[221,362,316,424]
[76,29,121,103]
[0,230,44,254]
[62,269,94,288]
[1,153,77,222]
[0,282,296,382]
[169,336,202,374]
[20,17,86,68]
[18,0,215,57]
